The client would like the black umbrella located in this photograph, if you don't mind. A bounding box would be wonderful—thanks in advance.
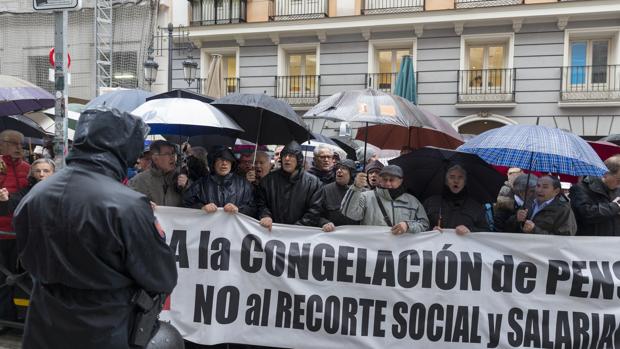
[0,115,50,138]
[147,89,214,104]
[600,134,620,146]
[389,147,505,204]
[211,93,309,145]
[331,136,358,160]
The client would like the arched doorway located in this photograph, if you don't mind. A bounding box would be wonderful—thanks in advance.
[452,114,517,136]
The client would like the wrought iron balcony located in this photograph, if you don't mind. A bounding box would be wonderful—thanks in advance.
[195,77,240,96]
[275,75,320,106]
[457,68,516,104]
[560,65,620,102]
[190,0,247,26]
[366,73,399,93]
[268,0,328,21]
[362,0,424,15]
[224,77,240,94]
[455,0,522,9]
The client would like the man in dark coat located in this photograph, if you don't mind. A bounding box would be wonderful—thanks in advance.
[570,155,620,236]
[256,141,323,230]
[307,145,336,185]
[183,146,255,217]
[13,109,178,349]
[423,164,489,234]
[320,159,359,232]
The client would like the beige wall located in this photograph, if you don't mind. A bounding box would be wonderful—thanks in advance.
[247,0,270,22]
[329,0,336,17]
[426,0,454,10]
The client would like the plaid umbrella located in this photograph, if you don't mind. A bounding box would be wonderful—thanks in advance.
[458,124,607,176]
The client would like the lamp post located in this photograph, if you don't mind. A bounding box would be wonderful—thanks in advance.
[182,57,198,86]
[167,22,173,91]
[143,46,158,90]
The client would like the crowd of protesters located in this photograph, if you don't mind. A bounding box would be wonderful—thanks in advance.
[0,123,619,349]
[102,136,620,239]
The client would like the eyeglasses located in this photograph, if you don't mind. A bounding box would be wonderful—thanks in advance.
[154,152,176,158]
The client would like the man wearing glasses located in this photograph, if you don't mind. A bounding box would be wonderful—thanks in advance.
[307,145,336,185]
[129,140,189,207]
[0,130,29,328]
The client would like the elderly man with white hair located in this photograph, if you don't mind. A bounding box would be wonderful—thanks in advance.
[308,144,336,185]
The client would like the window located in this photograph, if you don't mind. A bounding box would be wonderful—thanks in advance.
[367,39,416,93]
[276,44,320,105]
[569,39,610,85]
[112,51,138,89]
[377,48,411,90]
[466,44,506,90]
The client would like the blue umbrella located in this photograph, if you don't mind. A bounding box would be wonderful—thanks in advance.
[394,55,416,104]
[85,89,154,113]
[457,124,607,177]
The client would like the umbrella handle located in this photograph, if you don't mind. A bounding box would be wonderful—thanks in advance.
[252,109,264,167]
[363,122,368,166]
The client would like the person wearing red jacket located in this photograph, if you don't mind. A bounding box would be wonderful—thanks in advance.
[0,130,29,327]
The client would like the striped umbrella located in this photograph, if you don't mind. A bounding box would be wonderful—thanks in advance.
[0,75,54,116]
[457,124,608,176]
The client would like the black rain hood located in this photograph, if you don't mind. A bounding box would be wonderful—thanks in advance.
[281,140,304,170]
[66,108,149,181]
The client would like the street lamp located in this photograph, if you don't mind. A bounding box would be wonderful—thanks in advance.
[143,46,158,89]
[182,57,198,86]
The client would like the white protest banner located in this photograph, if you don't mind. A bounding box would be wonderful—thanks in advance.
[156,207,620,348]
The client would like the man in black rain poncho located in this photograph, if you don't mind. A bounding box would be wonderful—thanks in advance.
[14,108,178,349]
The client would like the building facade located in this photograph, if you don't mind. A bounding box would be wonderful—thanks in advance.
[169,0,620,137]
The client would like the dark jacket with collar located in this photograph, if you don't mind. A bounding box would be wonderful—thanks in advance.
[307,166,335,185]
[524,196,576,236]
[569,176,620,236]
[256,168,323,226]
[319,182,359,227]
[183,172,255,216]
[423,188,489,232]
[13,109,177,349]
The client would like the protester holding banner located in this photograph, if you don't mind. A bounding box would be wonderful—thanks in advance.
[423,165,489,235]
[183,146,256,217]
[320,159,360,232]
[341,164,429,234]
[509,175,577,235]
[493,173,538,232]
[256,141,323,230]
[570,154,620,236]
[14,109,178,349]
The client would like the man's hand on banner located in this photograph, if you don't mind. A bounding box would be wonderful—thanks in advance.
[522,219,535,233]
[322,222,335,232]
[259,217,273,231]
[391,222,408,235]
[223,203,239,214]
[455,225,471,235]
[202,203,218,213]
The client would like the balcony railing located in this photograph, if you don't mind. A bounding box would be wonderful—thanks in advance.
[268,0,328,21]
[362,0,424,15]
[190,0,247,26]
[457,68,515,104]
[560,65,620,102]
[224,77,240,94]
[275,75,320,106]
[366,73,399,93]
[455,0,522,9]
[196,77,239,96]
